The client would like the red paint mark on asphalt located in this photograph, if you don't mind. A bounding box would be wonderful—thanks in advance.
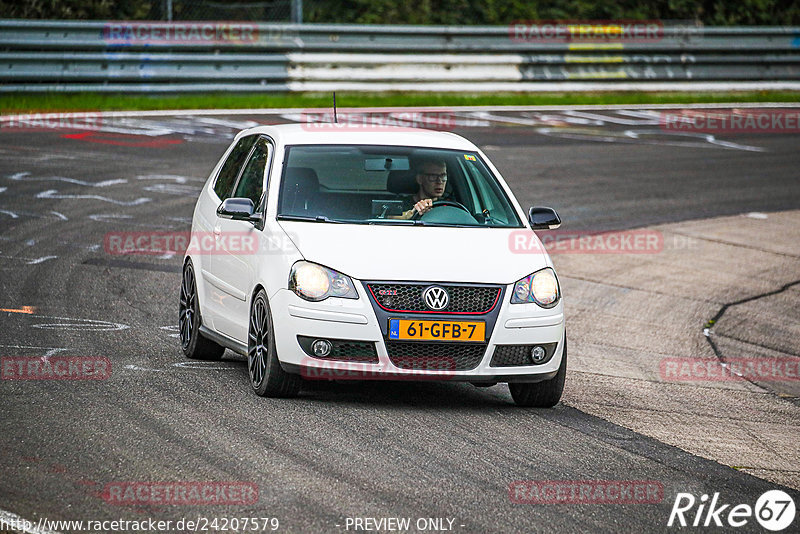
[62,131,183,148]
[48,463,68,473]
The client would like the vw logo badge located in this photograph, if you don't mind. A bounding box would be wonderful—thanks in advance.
[423,286,449,311]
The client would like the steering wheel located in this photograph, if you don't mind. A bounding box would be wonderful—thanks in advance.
[412,200,472,220]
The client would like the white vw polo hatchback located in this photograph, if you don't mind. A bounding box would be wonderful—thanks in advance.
[180,124,566,407]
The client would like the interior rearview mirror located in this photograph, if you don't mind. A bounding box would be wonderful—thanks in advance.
[364,157,410,171]
[528,206,561,230]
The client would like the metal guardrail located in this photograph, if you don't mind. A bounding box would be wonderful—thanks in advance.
[1,20,799,92]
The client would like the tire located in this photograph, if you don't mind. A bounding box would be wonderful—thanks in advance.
[248,289,302,398]
[508,336,567,407]
[179,260,225,360]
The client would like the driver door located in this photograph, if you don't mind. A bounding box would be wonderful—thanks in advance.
[209,136,273,341]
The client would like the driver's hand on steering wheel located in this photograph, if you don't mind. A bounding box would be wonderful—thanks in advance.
[413,198,434,216]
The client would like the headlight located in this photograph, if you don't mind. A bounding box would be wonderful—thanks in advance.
[511,267,560,307]
[289,261,358,301]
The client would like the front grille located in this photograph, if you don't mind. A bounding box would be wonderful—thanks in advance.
[386,341,487,371]
[490,343,558,367]
[297,336,379,363]
[368,283,501,314]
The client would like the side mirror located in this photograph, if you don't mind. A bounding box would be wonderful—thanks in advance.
[217,198,262,222]
[528,206,561,230]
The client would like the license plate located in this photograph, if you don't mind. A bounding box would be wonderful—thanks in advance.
[388,319,485,342]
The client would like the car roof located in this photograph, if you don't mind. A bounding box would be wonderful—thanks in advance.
[235,123,479,151]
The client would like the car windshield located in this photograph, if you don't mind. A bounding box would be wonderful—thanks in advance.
[276,145,523,227]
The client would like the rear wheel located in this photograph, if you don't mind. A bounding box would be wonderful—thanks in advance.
[179,260,225,360]
[508,337,567,407]
[248,289,302,398]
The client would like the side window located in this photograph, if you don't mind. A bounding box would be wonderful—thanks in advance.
[214,135,257,200]
[233,138,272,209]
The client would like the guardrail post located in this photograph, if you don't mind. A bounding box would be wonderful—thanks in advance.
[291,0,303,23]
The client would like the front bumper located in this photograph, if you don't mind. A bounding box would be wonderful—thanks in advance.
[270,281,565,383]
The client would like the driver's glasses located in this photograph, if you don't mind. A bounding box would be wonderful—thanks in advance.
[421,173,448,183]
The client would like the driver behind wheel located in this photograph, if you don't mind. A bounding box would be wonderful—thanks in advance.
[397,157,449,220]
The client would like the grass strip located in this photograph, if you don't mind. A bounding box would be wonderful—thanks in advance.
[2,91,799,113]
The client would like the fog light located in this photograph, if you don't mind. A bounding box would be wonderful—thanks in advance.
[312,339,332,358]
[531,345,547,364]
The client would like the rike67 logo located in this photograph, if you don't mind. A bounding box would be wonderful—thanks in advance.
[668,490,796,531]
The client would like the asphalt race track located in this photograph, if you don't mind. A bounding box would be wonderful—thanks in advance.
[1,108,799,533]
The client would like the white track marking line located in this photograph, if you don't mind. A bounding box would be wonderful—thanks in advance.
[29,314,129,331]
[564,110,658,125]
[36,190,151,206]
[615,109,664,119]
[43,347,71,357]
[1,102,799,123]
[191,117,262,129]
[626,129,765,152]
[26,256,57,265]
[123,363,239,372]
[172,361,238,370]
[160,325,180,337]
[0,253,46,262]
[136,174,203,183]
[124,364,165,372]
[467,111,544,126]
[141,183,201,195]
[0,344,71,357]
[88,213,133,222]
[8,172,126,187]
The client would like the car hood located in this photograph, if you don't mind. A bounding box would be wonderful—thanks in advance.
[278,221,550,284]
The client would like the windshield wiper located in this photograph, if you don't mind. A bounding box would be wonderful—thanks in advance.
[277,214,341,223]
[368,219,427,226]
[416,222,488,228]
